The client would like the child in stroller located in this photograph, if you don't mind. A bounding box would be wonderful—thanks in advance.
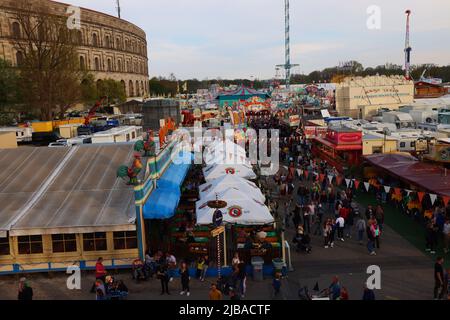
[104,276,129,300]
[293,226,312,254]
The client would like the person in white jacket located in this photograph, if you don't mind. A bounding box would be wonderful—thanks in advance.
[336,216,345,242]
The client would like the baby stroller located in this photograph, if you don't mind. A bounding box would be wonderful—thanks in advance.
[105,277,129,300]
[293,234,312,254]
[217,275,236,296]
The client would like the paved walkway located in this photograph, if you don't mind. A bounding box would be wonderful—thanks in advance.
[271,174,435,300]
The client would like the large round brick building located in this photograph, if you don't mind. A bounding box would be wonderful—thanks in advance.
[0,0,149,98]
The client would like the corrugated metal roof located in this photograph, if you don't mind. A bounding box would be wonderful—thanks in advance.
[0,145,136,237]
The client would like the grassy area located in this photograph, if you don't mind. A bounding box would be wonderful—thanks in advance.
[354,191,449,268]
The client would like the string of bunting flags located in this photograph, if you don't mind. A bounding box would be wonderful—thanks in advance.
[294,168,450,208]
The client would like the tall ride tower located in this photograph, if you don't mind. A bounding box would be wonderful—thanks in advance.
[276,0,298,90]
[404,10,412,80]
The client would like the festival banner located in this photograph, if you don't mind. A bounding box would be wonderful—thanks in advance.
[430,194,437,206]
[417,192,426,203]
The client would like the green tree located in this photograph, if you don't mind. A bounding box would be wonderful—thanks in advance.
[80,73,98,105]
[96,79,127,104]
[0,59,20,107]
[12,0,82,120]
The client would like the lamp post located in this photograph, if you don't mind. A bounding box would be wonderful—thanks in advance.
[208,196,227,279]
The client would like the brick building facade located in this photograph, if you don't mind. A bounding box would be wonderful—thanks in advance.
[0,0,149,98]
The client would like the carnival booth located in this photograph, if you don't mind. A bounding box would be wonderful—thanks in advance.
[203,163,257,181]
[204,140,249,166]
[199,175,266,204]
[196,189,274,226]
[195,178,280,265]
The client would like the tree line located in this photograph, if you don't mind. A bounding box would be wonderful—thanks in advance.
[149,61,450,97]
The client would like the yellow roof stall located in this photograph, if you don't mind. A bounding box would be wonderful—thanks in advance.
[362,133,398,155]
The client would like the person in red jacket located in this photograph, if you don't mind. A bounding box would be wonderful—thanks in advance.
[339,206,350,220]
[90,257,107,293]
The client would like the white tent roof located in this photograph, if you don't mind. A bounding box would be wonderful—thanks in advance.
[204,140,249,166]
[203,163,256,181]
[196,189,274,226]
[199,175,265,203]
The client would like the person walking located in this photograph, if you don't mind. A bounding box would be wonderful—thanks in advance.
[346,205,355,239]
[284,199,293,228]
[201,255,210,282]
[179,262,190,296]
[323,220,332,249]
[336,215,345,242]
[18,278,33,301]
[292,205,301,230]
[356,217,366,245]
[157,263,170,295]
[330,219,337,248]
[371,220,381,250]
[367,220,376,256]
[90,257,107,293]
[303,204,311,234]
[196,256,205,280]
[426,220,439,254]
[272,273,282,297]
[166,252,177,282]
[434,257,445,300]
[232,252,241,269]
[375,205,385,231]
[443,219,450,254]
[237,261,247,298]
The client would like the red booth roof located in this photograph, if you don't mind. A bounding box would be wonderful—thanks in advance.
[364,153,450,197]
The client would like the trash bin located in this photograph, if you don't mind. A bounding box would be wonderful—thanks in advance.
[272,258,285,275]
[251,257,264,282]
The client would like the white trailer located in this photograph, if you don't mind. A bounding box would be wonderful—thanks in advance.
[0,127,33,143]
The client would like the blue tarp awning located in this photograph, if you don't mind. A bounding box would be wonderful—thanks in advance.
[143,188,181,220]
[158,152,193,190]
[142,151,193,220]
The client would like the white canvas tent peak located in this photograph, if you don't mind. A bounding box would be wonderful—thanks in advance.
[203,163,256,181]
[197,196,274,226]
[199,175,266,203]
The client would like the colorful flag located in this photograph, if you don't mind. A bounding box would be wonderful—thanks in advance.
[345,179,350,188]
[430,194,437,206]
[417,192,426,203]
[443,196,450,207]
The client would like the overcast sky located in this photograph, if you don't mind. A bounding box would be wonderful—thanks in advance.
[65,0,450,80]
